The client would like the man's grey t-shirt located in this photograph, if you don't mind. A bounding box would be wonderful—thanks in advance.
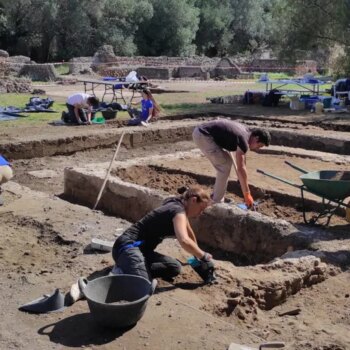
[198,120,250,153]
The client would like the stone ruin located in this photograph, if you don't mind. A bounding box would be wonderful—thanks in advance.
[67,57,94,75]
[69,46,283,80]
[0,77,32,93]
[0,49,57,87]
[19,63,58,81]
[0,45,319,84]
[212,57,242,78]
[6,55,33,76]
[69,45,247,80]
[91,45,118,72]
[249,58,318,74]
[0,52,32,93]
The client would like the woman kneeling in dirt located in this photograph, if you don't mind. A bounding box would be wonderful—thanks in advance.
[111,185,213,281]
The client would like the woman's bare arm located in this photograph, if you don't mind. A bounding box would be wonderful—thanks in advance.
[173,213,206,259]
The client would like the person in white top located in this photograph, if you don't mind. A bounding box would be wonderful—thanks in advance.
[65,93,99,125]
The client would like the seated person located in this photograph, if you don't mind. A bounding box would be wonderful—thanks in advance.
[63,93,99,125]
[127,89,161,127]
[0,155,13,206]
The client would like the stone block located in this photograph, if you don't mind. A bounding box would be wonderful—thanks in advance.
[136,67,170,80]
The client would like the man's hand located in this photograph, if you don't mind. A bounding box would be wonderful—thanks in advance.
[244,191,254,208]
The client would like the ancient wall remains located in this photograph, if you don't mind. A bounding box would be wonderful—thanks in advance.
[248,58,318,74]
[136,67,171,80]
[0,78,32,93]
[68,57,93,75]
[19,64,58,81]
[174,66,210,79]
[6,55,32,76]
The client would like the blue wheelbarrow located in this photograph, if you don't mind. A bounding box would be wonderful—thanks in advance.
[257,161,350,225]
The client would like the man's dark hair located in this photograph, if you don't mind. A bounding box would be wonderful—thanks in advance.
[87,96,100,108]
[251,128,271,146]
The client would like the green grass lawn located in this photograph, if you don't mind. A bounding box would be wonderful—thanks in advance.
[0,93,66,125]
[55,63,70,75]
[0,93,140,125]
[0,80,333,126]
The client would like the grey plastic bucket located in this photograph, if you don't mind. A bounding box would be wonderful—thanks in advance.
[82,275,157,328]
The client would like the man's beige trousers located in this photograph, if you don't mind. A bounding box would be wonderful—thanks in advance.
[192,127,232,203]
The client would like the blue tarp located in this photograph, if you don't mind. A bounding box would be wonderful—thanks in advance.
[0,97,55,116]
[0,112,27,121]
[0,155,10,166]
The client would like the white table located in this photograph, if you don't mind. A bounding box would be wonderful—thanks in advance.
[78,78,149,103]
[258,79,325,95]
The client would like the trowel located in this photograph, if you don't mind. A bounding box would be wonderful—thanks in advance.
[236,200,260,211]
[228,342,285,350]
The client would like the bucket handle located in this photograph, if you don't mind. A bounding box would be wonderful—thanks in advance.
[78,277,88,293]
[150,279,158,295]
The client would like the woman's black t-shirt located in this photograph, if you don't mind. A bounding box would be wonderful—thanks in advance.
[115,197,185,252]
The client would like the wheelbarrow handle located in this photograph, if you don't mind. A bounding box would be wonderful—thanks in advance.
[259,342,285,349]
[284,161,308,174]
[257,169,301,189]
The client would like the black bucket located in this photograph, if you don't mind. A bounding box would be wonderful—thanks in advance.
[82,275,157,328]
[101,110,117,120]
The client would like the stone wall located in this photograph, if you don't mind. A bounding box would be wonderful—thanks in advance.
[6,55,32,76]
[19,64,58,82]
[174,66,210,79]
[68,53,221,77]
[294,60,318,75]
[0,58,10,77]
[211,57,242,78]
[136,67,171,80]
[68,57,93,75]
[0,78,32,93]
[63,162,313,263]
[248,58,318,74]
[95,55,219,67]
[68,51,320,79]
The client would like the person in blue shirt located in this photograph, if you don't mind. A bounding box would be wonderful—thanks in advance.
[127,88,160,126]
[0,155,13,206]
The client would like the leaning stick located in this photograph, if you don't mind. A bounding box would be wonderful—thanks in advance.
[93,132,125,210]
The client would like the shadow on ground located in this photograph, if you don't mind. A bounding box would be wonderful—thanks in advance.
[38,313,133,347]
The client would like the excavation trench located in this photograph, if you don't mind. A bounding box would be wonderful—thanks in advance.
[2,114,350,160]
[64,164,323,266]
[62,155,348,313]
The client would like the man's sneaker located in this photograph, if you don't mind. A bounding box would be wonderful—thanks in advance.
[141,121,149,127]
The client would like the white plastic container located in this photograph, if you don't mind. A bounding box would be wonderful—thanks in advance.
[290,97,305,110]
[315,101,324,114]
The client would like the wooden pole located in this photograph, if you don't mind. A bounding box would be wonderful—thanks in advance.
[93,132,125,210]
